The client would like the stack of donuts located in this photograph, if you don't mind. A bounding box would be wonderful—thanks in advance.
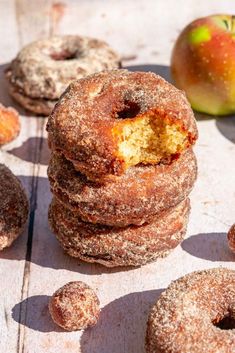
[47,69,198,268]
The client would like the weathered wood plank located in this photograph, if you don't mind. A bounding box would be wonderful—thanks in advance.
[0,1,28,351]
[15,0,52,45]
[0,1,51,352]
[24,1,235,353]
[11,1,52,350]
[1,1,235,352]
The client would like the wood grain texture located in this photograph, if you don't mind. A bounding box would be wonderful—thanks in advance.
[11,1,52,351]
[0,1,27,352]
[0,1,51,352]
[0,1,235,352]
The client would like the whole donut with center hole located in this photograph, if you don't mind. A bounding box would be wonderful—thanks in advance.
[146,268,235,353]
[47,69,198,182]
[6,35,121,115]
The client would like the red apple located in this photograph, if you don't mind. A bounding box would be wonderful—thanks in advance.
[171,14,235,116]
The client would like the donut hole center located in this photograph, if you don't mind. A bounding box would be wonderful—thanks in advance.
[113,112,189,168]
[213,313,235,330]
[117,101,141,119]
[50,50,78,61]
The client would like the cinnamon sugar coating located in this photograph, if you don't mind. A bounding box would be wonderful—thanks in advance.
[47,69,198,181]
[146,268,235,353]
[0,103,20,145]
[227,224,235,253]
[48,148,196,227]
[48,197,190,268]
[49,281,100,331]
[6,35,120,115]
[0,164,29,250]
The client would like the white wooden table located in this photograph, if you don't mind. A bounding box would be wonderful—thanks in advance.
[0,1,235,352]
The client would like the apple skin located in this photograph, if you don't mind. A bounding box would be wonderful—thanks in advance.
[171,14,235,116]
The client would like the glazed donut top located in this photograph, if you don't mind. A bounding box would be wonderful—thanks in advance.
[7,35,120,100]
[47,69,198,182]
[146,268,235,353]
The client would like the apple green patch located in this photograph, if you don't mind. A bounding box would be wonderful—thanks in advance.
[188,26,211,45]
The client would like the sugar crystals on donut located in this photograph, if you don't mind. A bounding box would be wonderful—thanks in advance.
[48,197,190,268]
[48,149,197,227]
[146,268,235,353]
[47,70,198,182]
[0,164,29,250]
[49,281,100,331]
[6,35,121,115]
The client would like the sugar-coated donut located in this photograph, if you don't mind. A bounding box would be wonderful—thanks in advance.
[146,268,235,353]
[47,69,198,182]
[48,148,196,227]
[0,164,29,250]
[48,197,190,268]
[6,35,120,115]
[49,281,100,331]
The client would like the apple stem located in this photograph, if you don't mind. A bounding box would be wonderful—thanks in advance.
[232,15,235,33]
[223,19,229,30]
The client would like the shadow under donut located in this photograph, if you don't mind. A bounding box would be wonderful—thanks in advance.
[12,295,61,333]
[181,232,234,262]
[8,137,50,165]
[81,289,164,353]
[194,111,215,121]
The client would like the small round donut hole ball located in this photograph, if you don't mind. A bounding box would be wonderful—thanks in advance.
[227,224,235,253]
[49,281,100,331]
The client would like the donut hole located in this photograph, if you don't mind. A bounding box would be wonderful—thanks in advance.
[117,101,141,119]
[50,49,78,61]
[213,313,235,330]
[114,113,188,167]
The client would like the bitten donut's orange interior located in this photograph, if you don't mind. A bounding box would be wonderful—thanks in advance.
[113,109,188,168]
